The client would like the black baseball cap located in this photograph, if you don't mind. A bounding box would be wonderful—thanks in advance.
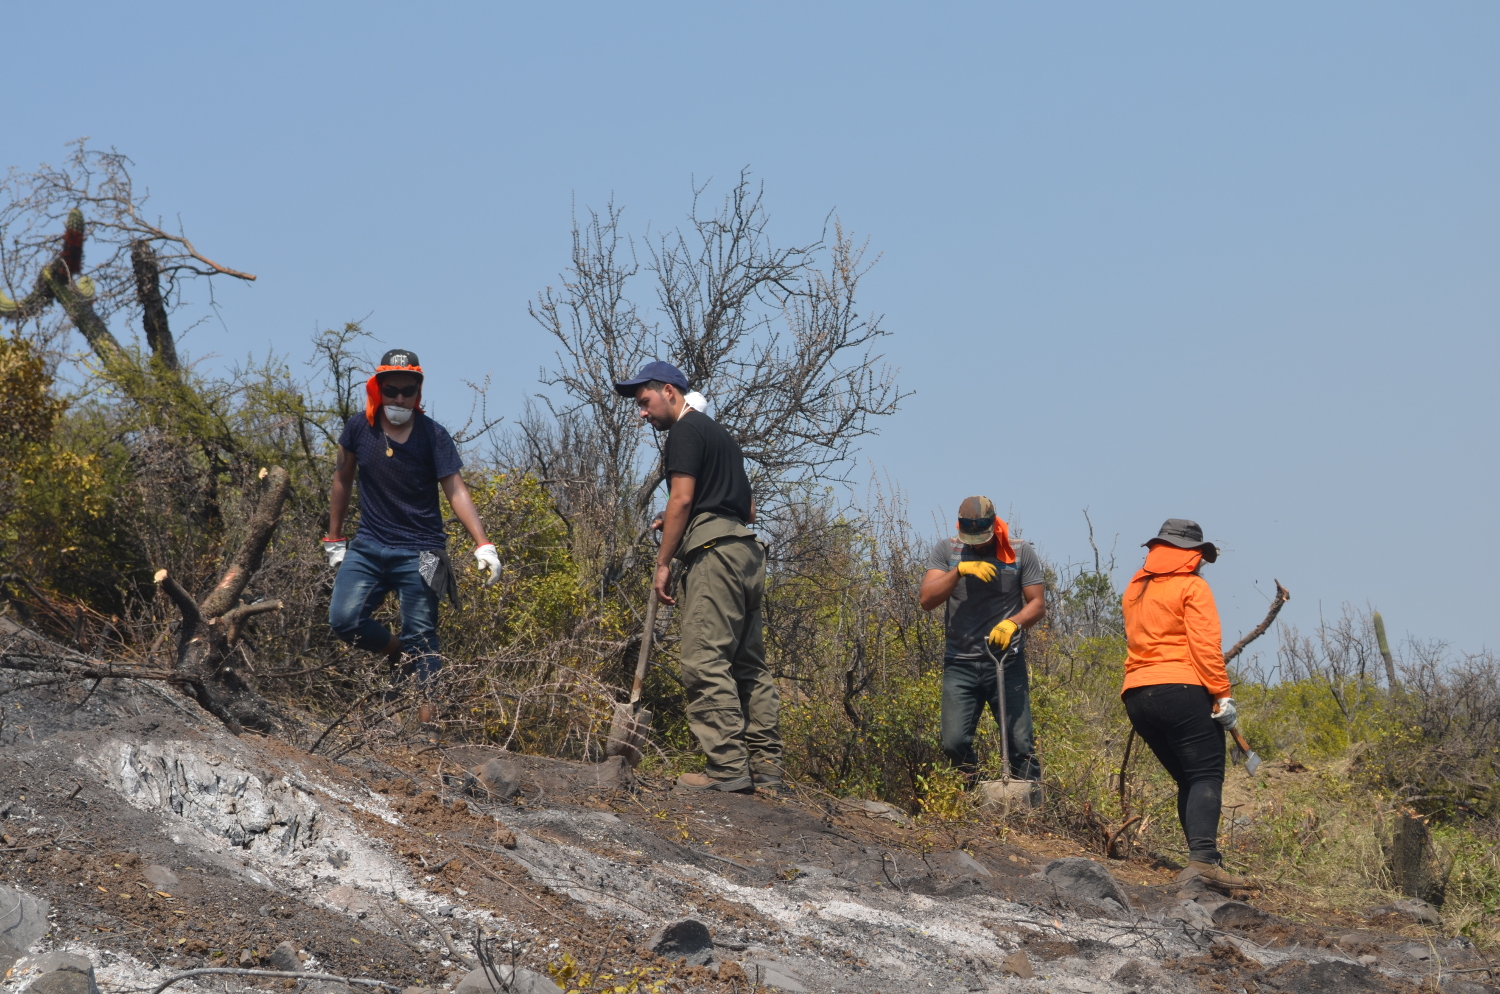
[613,361,689,397]
[376,348,423,381]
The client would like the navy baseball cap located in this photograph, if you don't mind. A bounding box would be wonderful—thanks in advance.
[613,361,689,397]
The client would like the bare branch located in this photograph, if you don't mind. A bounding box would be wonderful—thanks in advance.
[199,466,291,618]
[1224,580,1291,664]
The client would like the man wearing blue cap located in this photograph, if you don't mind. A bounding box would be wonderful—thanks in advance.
[615,361,781,794]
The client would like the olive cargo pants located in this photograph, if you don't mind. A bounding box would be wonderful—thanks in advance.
[678,536,783,781]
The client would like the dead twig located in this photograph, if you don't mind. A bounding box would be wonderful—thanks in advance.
[308,686,382,755]
[151,969,396,994]
[1104,814,1143,861]
[454,840,574,924]
[374,895,420,953]
[124,208,258,282]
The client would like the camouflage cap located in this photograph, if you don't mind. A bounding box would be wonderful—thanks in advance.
[956,495,997,545]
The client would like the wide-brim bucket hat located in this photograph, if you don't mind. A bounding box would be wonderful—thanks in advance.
[1143,518,1218,563]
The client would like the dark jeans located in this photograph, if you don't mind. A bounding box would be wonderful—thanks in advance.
[1123,683,1225,864]
[941,650,1041,781]
[328,536,442,684]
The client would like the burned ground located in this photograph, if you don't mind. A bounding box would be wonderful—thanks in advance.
[0,673,1492,994]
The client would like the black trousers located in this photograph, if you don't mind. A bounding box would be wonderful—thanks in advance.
[1122,683,1225,864]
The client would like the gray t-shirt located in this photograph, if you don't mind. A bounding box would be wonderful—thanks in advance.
[925,536,1044,661]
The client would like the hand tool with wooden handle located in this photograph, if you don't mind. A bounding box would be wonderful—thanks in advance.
[1229,722,1261,776]
[605,594,658,767]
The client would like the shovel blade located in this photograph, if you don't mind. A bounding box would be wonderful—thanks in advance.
[1245,751,1262,776]
[605,703,653,767]
[977,779,1042,814]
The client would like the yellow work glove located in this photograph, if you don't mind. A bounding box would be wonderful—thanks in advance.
[957,561,996,583]
[988,619,1019,650]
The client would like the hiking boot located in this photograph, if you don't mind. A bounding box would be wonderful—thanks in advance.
[752,773,790,795]
[676,772,755,794]
[1177,860,1257,893]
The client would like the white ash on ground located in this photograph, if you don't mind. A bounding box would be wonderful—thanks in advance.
[0,672,1489,994]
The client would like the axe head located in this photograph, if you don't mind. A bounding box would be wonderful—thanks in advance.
[1245,751,1262,776]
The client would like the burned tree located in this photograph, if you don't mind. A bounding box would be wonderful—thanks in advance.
[153,466,292,733]
[0,140,255,369]
[526,171,905,598]
[651,178,903,515]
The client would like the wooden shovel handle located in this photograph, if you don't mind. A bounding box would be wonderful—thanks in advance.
[629,595,659,706]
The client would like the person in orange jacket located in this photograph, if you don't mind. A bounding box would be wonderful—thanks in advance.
[1121,519,1252,893]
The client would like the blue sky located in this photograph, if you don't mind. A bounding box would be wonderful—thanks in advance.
[5,3,1497,658]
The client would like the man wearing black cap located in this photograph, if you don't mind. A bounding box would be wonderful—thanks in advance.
[322,349,501,721]
[919,496,1046,784]
[614,361,781,794]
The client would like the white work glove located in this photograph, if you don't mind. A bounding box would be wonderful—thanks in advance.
[1212,697,1238,728]
[321,537,347,569]
[473,543,502,587]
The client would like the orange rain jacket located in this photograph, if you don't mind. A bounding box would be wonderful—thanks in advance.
[1120,545,1231,697]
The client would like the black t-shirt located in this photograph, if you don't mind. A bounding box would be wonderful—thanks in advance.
[663,411,752,521]
[337,413,463,550]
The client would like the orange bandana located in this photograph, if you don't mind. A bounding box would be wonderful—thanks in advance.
[364,365,425,427]
[990,516,1018,564]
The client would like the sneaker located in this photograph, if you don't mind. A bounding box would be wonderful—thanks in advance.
[1177,860,1258,893]
[676,772,755,794]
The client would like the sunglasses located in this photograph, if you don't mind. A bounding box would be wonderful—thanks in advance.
[381,384,419,399]
[958,516,995,533]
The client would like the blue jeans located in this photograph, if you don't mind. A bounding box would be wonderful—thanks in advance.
[940,649,1041,781]
[328,536,442,684]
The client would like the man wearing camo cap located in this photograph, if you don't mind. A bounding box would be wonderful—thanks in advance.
[919,496,1046,784]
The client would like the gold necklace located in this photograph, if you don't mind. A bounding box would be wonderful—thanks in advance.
[382,428,394,457]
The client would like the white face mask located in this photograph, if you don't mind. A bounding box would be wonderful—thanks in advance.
[383,405,413,426]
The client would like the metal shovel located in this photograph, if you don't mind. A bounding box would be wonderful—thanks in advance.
[605,594,657,767]
[1229,723,1262,776]
[977,641,1038,811]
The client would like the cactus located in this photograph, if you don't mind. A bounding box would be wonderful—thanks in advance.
[0,208,116,361]
[1374,611,1399,688]
[58,207,84,277]
[0,207,96,319]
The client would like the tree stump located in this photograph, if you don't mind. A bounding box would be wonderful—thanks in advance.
[155,466,292,734]
[1389,811,1444,906]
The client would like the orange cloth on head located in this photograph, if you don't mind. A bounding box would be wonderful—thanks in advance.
[364,367,425,427]
[991,516,1017,564]
[1120,545,1230,697]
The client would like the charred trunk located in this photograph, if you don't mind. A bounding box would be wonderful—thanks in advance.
[155,466,292,733]
[131,240,180,370]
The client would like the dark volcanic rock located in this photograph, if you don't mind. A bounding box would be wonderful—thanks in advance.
[28,953,99,994]
[1212,900,1269,928]
[1042,857,1131,916]
[268,940,300,971]
[649,919,714,967]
